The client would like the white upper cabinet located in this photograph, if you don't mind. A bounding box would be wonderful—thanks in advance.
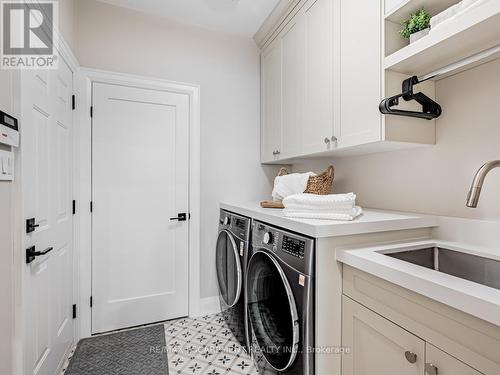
[258,0,437,163]
[302,0,334,154]
[261,37,282,163]
[338,0,382,148]
[281,17,305,159]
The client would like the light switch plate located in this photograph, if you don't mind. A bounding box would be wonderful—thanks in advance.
[0,149,14,181]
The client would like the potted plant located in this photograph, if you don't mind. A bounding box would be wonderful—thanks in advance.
[400,8,431,43]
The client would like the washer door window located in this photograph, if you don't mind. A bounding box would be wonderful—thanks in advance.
[216,230,242,307]
[247,250,299,371]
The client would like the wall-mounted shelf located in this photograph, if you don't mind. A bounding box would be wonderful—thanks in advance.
[385,0,459,24]
[385,0,500,78]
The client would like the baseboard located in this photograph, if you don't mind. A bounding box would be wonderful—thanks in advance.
[191,296,220,318]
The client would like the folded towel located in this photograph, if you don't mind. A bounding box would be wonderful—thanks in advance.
[284,202,355,211]
[283,193,356,209]
[284,206,363,221]
[272,172,315,201]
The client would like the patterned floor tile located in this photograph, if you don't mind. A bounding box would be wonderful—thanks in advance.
[178,327,200,341]
[202,364,230,375]
[180,360,209,375]
[165,324,183,338]
[202,323,223,336]
[213,351,238,369]
[169,353,191,373]
[61,312,260,375]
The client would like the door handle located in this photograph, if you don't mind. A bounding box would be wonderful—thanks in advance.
[26,246,53,264]
[170,213,187,222]
[26,218,40,234]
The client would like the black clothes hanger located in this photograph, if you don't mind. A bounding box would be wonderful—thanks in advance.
[379,75,442,120]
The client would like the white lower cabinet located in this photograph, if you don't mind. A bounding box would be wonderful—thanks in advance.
[425,344,483,375]
[342,296,485,375]
[342,296,425,375]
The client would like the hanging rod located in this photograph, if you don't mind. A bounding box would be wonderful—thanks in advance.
[418,44,500,82]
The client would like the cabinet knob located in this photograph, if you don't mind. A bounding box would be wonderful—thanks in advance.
[324,137,330,144]
[425,363,438,375]
[404,351,417,364]
[331,135,338,142]
[276,150,280,155]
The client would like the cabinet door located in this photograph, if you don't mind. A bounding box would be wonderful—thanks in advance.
[425,344,483,375]
[338,0,382,148]
[302,0,334,155]
[342,296,425,375]
[280,17,304,159]
[261,38,282,163]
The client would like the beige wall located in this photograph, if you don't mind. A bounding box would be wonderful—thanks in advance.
[58,0,78,51]
[293,58,500,221]
[74,0,277,299]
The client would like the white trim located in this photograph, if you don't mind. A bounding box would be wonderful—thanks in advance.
[253,0,304,48]
[74,68,202,339]
[196,297,222,317]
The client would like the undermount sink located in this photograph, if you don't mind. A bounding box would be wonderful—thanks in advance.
[384,247,500,291]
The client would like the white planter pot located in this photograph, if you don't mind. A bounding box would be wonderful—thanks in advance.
[409,28,430,43]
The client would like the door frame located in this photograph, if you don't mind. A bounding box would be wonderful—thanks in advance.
[74,68,201,340]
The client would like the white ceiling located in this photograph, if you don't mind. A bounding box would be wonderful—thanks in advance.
[97,0,280,37]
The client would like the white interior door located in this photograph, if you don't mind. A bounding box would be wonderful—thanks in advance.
[22,60,74,375]
[91,82,189,334]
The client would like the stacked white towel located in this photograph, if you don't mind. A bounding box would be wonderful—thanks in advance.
[282,193,363,221]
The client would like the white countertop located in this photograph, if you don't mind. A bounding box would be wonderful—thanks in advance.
[337,240,500,327]
[220,201,438,238]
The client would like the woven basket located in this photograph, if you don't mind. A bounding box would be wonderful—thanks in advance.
[260,165,335,208]
[277,165,334,195]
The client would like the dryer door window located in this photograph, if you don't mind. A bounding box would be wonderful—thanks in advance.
[216,230,242,307]
[246,250,299,372]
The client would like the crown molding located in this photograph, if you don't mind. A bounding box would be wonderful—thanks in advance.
[253,0,304,49]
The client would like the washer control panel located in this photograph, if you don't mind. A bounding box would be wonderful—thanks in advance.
[253,221,314,275]
[282,235,305,259]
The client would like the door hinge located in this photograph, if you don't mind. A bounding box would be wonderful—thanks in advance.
[90,201,93,212]
[72,200,76,215]
[90,296,93,308]
[72,304,77,319]
[90,106,93,118]
[72,95,76,110]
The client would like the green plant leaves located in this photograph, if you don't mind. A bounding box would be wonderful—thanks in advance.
[399,8,431,39]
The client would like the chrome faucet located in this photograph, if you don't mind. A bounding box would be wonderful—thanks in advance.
[466,160,500,208]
